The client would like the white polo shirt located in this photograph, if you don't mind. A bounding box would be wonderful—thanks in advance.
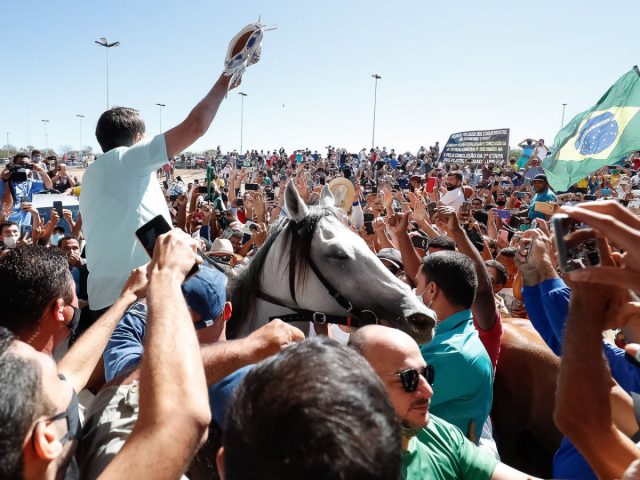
[80,134,171,310]
[440,187,464,212]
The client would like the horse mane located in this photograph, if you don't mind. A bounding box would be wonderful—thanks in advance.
[227,204,340,339]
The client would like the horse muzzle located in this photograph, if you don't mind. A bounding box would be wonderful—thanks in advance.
[402,309,437,345]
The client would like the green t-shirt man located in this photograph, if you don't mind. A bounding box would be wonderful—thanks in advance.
[402,415,498,480]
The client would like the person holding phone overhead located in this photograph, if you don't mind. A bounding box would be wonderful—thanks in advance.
[80,24,264,319]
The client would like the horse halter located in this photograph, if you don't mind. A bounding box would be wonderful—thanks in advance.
[260,214,379,328]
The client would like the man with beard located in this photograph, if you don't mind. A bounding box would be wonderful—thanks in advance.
[349,325,536,479]
[528,174,557,220]
[440,171,464,212]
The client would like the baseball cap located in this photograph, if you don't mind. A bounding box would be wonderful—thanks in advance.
[377,248,404,270]
[181,265,227,324]
[533,174,548,182]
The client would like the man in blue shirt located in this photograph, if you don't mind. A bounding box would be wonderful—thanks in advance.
[414,249,494,440]
[516,228,640,479]
[1,152,53,226]
[528,174,558,220]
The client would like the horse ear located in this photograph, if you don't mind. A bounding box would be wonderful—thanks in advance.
[285,180,309,222]
[319,185,334,208]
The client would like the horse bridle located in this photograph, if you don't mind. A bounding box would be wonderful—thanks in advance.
[258,214,379,328]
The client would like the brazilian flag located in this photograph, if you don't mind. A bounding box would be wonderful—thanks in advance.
[544,66,640,191]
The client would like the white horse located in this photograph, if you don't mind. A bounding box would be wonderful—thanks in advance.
[228,181,436,345]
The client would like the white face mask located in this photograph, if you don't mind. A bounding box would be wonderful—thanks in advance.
[413,287,427,305]
[50,233,65,246]
[3,235,17,249]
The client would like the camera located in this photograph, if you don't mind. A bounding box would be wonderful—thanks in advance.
[8,164,33,183]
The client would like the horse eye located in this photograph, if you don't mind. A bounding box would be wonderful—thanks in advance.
[327,249,350,260]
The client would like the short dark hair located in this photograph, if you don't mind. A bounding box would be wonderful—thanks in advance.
[223,337,401,480]
[485,259,508,287]
[31,150,41,156]
[497,247,517,258]
[60,234,79,246]
[0,221,18,235]
[13,152,29,163]
[428,235,456,251]
[421,251,477,309]
[0,246,73,335]
[0,327,55,479]
[95,107,146,153]
[447,171,463,182]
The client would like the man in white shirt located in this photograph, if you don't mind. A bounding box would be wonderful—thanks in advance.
[81,27,260,315]
[439,171,464,212]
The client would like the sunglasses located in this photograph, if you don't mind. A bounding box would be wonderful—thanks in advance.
[396,365,435,393]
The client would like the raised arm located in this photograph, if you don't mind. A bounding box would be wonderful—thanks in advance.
[435,206,497,330]
[101,230,210,480]
[57,267,147,392]
[164,74,232,159]
[554,283,640,479]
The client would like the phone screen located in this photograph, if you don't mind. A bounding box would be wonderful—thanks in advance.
[136,215,172,258]
[364,213,374,235]
[245,183,259,191]
[552,214,601,273]
[496,209,511,220]
[53,200,63,218]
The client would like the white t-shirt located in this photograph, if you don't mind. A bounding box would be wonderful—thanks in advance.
[80,134,171,310]
[439,187,464,212]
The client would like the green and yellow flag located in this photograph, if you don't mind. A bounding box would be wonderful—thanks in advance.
[544,66,640,191]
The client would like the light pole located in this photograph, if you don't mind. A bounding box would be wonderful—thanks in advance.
[76,115,85,157]
[371,74,381,150]
[5,132,8,149]
[156,103,166,133]
[238,92,247,154]
[41,119,49,154]
[95,37,121,110]
[561,103,568,129]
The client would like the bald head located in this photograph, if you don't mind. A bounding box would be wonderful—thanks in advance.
[349,325,422,376]
[349,325,433,432]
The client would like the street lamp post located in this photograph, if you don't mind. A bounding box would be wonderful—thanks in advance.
[41,120,49,154]
[371,74,381,150]
[561,103,568,129]
[76,115,85,158]
[238,92,247,154]
[95,37,121,110]
[156,103,166,133]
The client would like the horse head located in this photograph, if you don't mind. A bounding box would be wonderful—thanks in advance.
[229,181,436,345]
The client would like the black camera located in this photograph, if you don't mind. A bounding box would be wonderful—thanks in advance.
[8,164,33,183]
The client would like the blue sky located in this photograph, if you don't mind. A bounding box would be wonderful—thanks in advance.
[2,0,639,155]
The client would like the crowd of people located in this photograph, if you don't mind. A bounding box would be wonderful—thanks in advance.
[2,22,640,480]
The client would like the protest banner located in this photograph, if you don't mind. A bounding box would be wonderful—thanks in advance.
[439,128,510,164]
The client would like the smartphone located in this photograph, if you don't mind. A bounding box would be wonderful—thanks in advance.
[496,209,511,220]
[265,190,275,201]
[601,188,613,196]
[459,201,472,217]
[426,202,437,219]
[534,201,556,215]
[53,200,63,219]
[371,186,378,194]
[426,177,436,193]
[136,215,172,258]
[319,176,326,186]
[364,213,374,235]
[245,183,259,191]
[162,180,169,190]
[551,213,601,273]
[515,191,527,199]
[411,235,429,250]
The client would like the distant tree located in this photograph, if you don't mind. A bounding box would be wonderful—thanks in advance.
[60,145,74,155]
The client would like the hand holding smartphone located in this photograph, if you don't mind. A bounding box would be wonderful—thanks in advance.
[136,215,200,277]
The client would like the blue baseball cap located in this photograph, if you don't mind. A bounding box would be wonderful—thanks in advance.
[181,265,227,324]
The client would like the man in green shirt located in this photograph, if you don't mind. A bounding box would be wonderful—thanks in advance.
[349,325,537,480]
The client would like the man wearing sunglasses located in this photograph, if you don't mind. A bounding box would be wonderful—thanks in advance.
[349,325,536,480]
